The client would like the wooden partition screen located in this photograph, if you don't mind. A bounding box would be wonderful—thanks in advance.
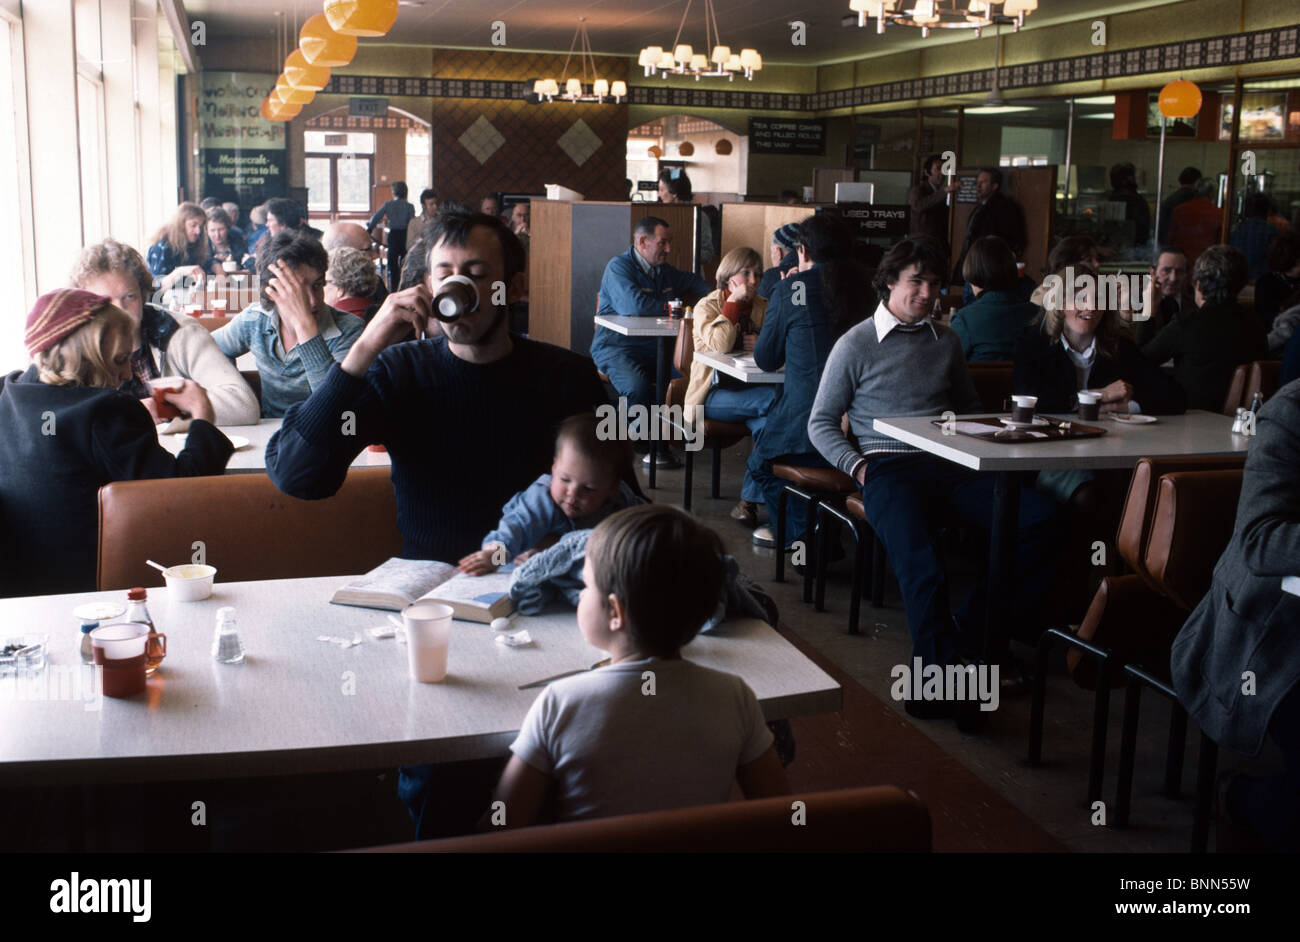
[527,200,699,354]
[948,166,1056,282]
[720,203,817,261]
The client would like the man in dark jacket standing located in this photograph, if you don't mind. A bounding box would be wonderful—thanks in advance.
[953,168,1027,298]
[1171,378,1300,850]
[909,154,960,255]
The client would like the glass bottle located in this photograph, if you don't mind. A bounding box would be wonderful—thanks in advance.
[126,587,162,675]
[1250,390,1264,414]
[212,607,244,664]
[1231,407,1246,435]
[79,620,97,665]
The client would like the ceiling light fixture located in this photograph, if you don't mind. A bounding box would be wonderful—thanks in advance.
[533,19,626,104]
[639,0,761,81]
[847,0,1037,39]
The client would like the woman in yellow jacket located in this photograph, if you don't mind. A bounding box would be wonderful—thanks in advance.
[684,246,774,525]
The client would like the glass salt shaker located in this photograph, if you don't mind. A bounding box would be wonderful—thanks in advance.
[212,607,245,664]
[79,620,98,664]
[1231,407,1246,435]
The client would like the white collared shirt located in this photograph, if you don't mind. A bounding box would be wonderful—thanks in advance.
[1061,334,1097,391]
[633,248,655,276]
[873,300,938,343]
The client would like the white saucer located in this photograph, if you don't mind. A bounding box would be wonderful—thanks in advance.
[1000,416,1050,429]
[1109,413,1157,425]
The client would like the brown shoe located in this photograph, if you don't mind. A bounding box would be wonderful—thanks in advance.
[730,500,759,527]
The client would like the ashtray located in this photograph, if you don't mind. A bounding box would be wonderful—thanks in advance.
[0,633,49,674]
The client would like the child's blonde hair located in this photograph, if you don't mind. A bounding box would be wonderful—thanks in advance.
[33,304,134,388]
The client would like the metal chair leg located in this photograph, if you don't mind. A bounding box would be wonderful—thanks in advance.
[871,532,886,607]
[1164,704,1188,798]
[848,523,864,635]
[801,493,816,604]
[1192,733,1218,853]
[1116,674,1143,827]
[815,505,833,612]
[1087,659,1112,806]
[1028,628,1056,765]
[682,446,694,512]
[711,444,722,499]
[775,489,787,583]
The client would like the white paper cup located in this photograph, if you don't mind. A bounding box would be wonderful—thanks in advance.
[1011,395,1038,408]
[163,564,216,601]
[403,602,453,683]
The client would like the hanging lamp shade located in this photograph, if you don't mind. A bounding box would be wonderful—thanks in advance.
[658,52,675,70]
[565,78,583,98]
[740,49,762,71]
[323,0,399,38]
[274,80,315,106]
[674,44,693,63]
[262,98,300,121]
[678,141,695,157]
[610,80,627,99]
[689,53,708,71]
[715,138,732,155]
[648,145,662,158]
[1159,80,1203,118]
[284,50,331,90]
[711,45,731,65]
[299,13,357,67]
[593,79,609,98]
[639,46,662,68]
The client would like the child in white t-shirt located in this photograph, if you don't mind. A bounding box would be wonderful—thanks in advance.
[493,504,790,826]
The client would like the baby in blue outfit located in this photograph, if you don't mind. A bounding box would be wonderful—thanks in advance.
[458,412,644,575]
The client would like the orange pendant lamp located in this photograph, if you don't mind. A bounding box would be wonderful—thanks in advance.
[284,49,331,90]
[1158,80,1202,118]
[274,78,316,106]
[261,97,300,122]
[299,13,357,67]
[323,0,399,38]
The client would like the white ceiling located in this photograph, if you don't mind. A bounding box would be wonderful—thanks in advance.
[181,0,1188,67]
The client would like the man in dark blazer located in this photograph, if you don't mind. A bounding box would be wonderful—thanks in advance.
[909,154,961,255]
[953,167,1027,294]
[1171,378,1300,851]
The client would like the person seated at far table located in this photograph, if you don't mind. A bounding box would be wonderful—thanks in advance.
[950,235,1038,362]
[684,246,774,527]
[212,231,364,418]
[146,202,209,292]
[71,239,260,426]
[808,238,1061,718]
[492,504,790,827]
[458,412,645,575]
[1135,245,1194,347]
[592,216,710,459]
[325,247,383,323]
[757,222,803,300]
[0,290,231,597]
[203,208,248,277]
[1141,244,1267,412]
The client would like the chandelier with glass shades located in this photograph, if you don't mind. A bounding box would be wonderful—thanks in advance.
[534,18,627,103]
[849,0,1038,37]
[638,0,762,81]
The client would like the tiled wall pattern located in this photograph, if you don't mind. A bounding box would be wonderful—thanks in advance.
[322,25,1300,113]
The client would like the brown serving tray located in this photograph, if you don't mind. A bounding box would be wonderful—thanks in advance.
[930,415,1108,443]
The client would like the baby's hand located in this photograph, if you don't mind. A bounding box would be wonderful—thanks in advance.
[513,549,537,564]
[457,546,503,575]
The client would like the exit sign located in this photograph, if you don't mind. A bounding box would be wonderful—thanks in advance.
[349,97,389,117]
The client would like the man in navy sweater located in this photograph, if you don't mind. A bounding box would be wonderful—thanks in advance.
[592,216,710,460]
[265,208,608,565]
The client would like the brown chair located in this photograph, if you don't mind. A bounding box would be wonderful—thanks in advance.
[1114,468,1244,851]
[1221,363,1250,415]
[967,361,1014,413]
[770,463,856,604]
[97,468,403,590]
[660,315,750,511]
[1029,454,1246,805]
[239,370,262,410]
[820,494,889,634]
[353,786,931,853]
[1245,359,1281,405]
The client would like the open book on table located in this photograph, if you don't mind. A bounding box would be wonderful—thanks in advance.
[331,557,516,623]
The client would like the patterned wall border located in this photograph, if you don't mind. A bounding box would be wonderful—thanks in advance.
[322,25,1299,113]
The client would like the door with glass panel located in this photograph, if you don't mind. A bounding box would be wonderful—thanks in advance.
[304,131,376,221]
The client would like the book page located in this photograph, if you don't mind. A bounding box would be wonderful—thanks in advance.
[425,565,515,609]
[341,558,457,604]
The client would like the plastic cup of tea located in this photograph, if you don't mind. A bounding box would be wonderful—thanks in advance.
[403,603,453,683]
[90,623,164,698]
[1010,395,1038,424]
[149,376,185,421]
[1077,391,1102,421]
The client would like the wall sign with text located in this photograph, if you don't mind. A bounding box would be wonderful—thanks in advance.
[748,118,827,155]
[839,203,910,239]
[198,72,287,204]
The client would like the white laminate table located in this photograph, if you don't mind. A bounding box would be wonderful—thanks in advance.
[694,351,785,384]
[157,419,392,474]
[0,577,841,787]
[593,315,683,489]
[871,410,1250,666]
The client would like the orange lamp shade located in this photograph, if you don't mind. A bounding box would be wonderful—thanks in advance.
[715,139,732,156]
[323,0,399,38]
[647,145,662,159]
[284,50,331,90]
[678,141,695,157]
[1158,80,1202,119]
[260,98,281,121]
[261,98,300,122]
[274,81,315,106]
[299,13,357,67]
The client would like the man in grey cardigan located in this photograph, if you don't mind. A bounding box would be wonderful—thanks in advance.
[1172,378,1300,850]
[808,238,1059,720]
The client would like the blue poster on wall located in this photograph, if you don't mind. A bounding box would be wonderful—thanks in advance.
[198,72,288,205]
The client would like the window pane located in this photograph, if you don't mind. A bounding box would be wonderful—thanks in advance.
[305,157,332,212]
[337,155,370,212]
[0,17,27,372]
[77,72,105,244]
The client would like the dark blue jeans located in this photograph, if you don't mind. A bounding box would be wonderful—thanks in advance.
[859,453,1060,668]
[591,335,658,415]
[1229,681,1300,849]
[747,448,829,548]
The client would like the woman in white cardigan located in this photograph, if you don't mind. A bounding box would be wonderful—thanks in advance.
[70,239,260,426]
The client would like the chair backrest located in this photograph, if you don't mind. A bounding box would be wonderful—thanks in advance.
[673,316,695,375]
[97,468,402,590]
[1115,455,1246,588]
[353,786,931,853]
[967,362,1013,413]
[1144,468,1244,611]
[1247,359,1281,404]
[1221,363,1249,415]
[239,370,262,408]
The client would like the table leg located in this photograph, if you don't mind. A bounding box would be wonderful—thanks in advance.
[985,470,1020,666]
[648,337,669,490]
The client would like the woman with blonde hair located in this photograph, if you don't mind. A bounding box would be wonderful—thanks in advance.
[147,202,209,290]
[684,245,773,525]
[71,238,260,425]
[0,289,231,596]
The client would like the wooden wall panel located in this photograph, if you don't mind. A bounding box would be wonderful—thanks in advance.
[949,167,1055,282]
[720,203,815,260]
[528,200,572,348]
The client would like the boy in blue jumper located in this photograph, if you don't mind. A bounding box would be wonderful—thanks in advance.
[457,412,644,574]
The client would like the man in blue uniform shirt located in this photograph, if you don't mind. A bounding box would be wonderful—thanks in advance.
[591,216,709,458]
